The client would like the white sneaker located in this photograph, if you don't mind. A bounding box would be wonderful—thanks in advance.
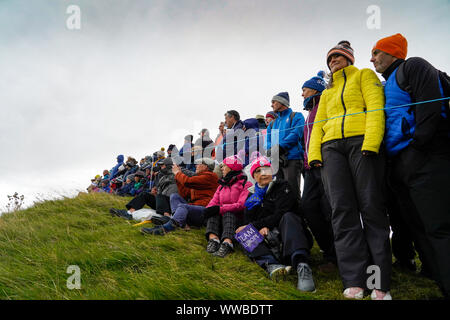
[343,287,364,299]
[371,289,392,300]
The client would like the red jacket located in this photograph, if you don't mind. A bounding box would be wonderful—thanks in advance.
[175,171,219,207]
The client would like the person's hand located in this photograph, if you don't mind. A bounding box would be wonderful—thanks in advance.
[203,206,220,219]
[235,225,247,233]
[259,227,269,236]
[310,160,323,168]
[172,164,181,175]
[362,150,376,156]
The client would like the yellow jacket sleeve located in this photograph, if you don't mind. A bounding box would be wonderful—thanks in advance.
[308,92,328,164]
[360,69,385,153]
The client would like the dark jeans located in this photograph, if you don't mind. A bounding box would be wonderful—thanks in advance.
[321,136,392,291]
[126,192,171,214]
[302,168,336,263]
[391,146,450,296]
[170,193,206,227]
[246,212,313,269]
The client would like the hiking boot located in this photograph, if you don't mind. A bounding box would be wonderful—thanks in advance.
[152,215,171,225]
[109,208,133,220]
[206,239,221,253]
[297,263,316,292]
[371,289,392,300]
[343,287,365,299]
[212,242,234,258]
[266,264,287,281]
[141,226,165,235]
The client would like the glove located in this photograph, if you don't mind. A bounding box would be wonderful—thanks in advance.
[203,206,220,220]
[362,150,377,156]
[309,160,322,168]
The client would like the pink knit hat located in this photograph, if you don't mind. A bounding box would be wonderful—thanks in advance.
[223,155,243,171]
[250,156,272,178]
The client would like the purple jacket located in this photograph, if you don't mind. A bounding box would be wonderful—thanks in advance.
[303,97,321,170]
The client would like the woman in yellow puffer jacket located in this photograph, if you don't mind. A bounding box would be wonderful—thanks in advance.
[308,41,392,300]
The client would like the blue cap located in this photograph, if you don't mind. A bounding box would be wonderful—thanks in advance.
[302,71,326,93]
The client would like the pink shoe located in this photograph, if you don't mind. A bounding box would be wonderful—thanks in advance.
[343,287,364,299]
[371,289,392,300]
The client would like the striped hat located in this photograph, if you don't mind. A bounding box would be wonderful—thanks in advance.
[326,40,355,69]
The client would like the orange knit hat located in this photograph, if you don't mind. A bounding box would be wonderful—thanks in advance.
[373,33,408,59]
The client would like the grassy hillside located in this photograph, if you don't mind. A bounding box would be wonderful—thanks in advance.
[0,193,443,300]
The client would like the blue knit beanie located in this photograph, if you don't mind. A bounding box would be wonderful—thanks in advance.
[272,92,290,107]
[302,71,327,93]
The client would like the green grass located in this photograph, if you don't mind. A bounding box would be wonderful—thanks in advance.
[0,193,443,300]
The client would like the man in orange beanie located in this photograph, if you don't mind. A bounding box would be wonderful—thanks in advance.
[371,33,450,299]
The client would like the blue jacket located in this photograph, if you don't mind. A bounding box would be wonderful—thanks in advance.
[382,58,450,156]
[117,183,134,196]
[384,67,414,156]
[266,108,305,160]
[123,165,138,182]
[110,155,124,179]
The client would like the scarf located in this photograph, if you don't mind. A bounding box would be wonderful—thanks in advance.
[218,170,242,187]
[303,93,321,111]
[245,183,268,210]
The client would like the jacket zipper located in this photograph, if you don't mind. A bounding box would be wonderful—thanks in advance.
[341,69,347,139]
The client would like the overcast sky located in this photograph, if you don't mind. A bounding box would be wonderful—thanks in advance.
[1,0,449,210]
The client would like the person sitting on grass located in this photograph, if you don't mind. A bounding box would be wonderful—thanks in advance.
[117,175,135,197]
[110,158,178,220]
[129,170,146,196]
[203,155,253,258]
[236,156,316,292]
[98,179,111,193]
[140,158,218,235]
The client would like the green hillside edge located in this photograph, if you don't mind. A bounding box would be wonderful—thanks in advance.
[0,193,443,300]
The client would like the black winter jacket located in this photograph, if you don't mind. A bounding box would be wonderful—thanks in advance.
[243,179,297,231]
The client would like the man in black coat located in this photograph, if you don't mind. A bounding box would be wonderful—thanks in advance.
[371,33,450,298]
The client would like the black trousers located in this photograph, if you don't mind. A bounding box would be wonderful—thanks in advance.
[392,146,450,297]
[126,192,171,214]
[386,184,416,263]
[387,163,436,278]
[276,159,303,210]
[302,168,337,263]
[247,212,313,267]
[321,136,392,291]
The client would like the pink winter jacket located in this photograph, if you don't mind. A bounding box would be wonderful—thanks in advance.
[206,173,253,216]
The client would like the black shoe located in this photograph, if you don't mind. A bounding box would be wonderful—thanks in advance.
[212,242,234,258]
[152,215,171,225]
[109,208,133,220]
[206,239,221,253]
